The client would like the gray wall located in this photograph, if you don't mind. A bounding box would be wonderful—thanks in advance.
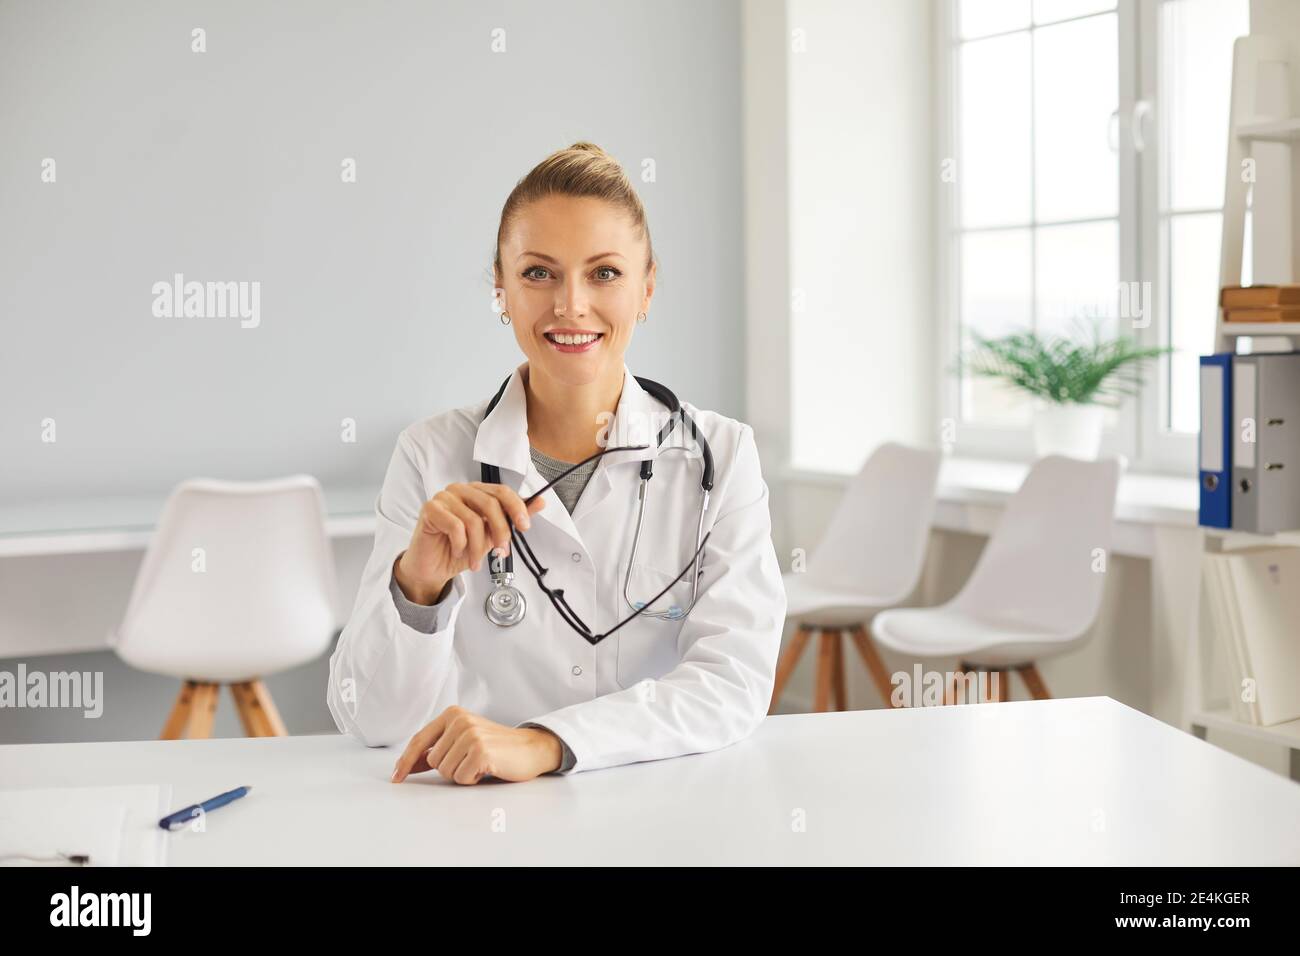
[0,0,745,505]
[0,0,745,743]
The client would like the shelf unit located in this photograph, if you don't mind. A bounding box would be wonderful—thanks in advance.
[1190,707,1300,781]
[1234,117,1300,143]
[1192,36,1300,775]
[1218,321,1300,336]
[1213,36,1298,353]
[1192,706,1300,747]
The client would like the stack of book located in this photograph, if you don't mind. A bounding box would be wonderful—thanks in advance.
[1221,284,1300,323]
[1202,546,1300,727]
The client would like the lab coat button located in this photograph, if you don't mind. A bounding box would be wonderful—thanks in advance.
[571,665,583,676]
[571,552,582,562]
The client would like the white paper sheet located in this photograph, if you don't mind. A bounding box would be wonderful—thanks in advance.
[0,784,172,867]
[1227,550,1300,726]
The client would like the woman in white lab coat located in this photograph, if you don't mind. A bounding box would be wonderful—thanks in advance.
[327,142,787,785]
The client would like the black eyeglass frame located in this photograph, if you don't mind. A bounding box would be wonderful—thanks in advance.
[499,443,710,646]
[477,373,715,646]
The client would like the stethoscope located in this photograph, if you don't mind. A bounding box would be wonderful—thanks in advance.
[478,374,714,641]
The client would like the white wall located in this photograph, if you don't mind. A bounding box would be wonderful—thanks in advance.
[0,0,747,506]
[1251,0,1300,283]
[742,0,796,574]
[786,0,936,474]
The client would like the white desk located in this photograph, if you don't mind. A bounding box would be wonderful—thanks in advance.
[2,697,1297,865]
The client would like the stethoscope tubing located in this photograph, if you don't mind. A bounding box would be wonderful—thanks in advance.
[477,374,714,636]
[622,448,710,620]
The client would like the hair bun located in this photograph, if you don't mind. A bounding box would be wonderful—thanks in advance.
[493,140,655,280]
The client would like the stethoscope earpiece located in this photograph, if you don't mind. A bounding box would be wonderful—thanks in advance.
[631,600,686,620]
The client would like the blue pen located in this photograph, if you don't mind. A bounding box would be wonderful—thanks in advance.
[158,786,251,830]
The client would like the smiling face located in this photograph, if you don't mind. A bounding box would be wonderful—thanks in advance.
[495,194,655,390]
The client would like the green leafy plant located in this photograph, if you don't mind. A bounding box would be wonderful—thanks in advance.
[961,319,1171,407]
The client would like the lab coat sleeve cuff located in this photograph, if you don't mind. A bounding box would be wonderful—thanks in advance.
[517,721,578,774]
[388,569,460,636]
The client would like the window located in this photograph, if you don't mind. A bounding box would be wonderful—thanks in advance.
[1150,0,1250,443]
[942,0,1249,470]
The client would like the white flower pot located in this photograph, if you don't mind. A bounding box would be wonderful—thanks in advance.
[1032,402,1104,460]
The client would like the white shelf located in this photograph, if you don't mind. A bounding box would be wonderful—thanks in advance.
[1192,707,1300,749]
[1205,528,1300,551]
[1236,117,1300,142]
[1219,321,1300,336]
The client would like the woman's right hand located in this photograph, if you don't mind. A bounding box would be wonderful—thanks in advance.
[393,482,547,605]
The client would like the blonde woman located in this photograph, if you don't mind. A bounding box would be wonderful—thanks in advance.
[328,142,786,785]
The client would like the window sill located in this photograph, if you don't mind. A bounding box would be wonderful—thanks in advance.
[780,456,1200,560]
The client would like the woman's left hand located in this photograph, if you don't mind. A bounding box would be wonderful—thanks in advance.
[391,706,563,785]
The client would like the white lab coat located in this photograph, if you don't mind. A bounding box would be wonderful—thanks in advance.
[326,362,787,774]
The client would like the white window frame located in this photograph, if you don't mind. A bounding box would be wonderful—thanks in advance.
[936,0,1236,476]
[1137,0,1240,473]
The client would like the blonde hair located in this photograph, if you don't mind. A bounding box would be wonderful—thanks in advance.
[493,141,655,281]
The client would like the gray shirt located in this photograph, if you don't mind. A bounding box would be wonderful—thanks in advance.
[386,446,599,773]
[527,445,599,514]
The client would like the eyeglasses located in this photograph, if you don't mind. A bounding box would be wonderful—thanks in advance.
[505,443,710,646]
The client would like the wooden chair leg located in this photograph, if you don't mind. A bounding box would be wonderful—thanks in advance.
[813,632,834,712]
[847,625,899,707]
[769,625,814,714]
[978,669,998,702]
[1018,664,1052,700]
[248,680,287,736]
[160,680,198,739]
[230,680,282,736]
[184,682,219,739]
[829,630,848,711]
[230,682,261,736]
[993,669,1011,702]
[944,663,960,705]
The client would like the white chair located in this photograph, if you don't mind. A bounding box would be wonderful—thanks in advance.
[872,455,1121,705]
[770,442,941,713]
[112,476,339,738]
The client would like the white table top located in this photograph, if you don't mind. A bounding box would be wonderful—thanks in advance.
[3,697,1297,865]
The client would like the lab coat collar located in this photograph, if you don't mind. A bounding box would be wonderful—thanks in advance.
[472,361,665,482]
[472,362,666,548]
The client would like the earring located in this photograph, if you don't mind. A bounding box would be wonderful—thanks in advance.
[637,312,647,323]
[500,312,511,325]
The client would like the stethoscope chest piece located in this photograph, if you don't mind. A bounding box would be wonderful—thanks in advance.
[485,581,526,627]
[485,550,526,627]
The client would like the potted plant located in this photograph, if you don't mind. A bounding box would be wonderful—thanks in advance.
[963,320,1171,459]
